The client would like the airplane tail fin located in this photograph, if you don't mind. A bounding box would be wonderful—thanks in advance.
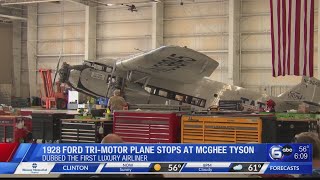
[278,76,320,106]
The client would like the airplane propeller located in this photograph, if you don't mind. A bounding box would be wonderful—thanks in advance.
[53,51,62,87]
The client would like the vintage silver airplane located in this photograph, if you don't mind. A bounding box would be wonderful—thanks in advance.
[58,46,320,112]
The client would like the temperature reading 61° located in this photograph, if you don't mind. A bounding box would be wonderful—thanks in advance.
[229,163,264,172]
[248,164,262,172]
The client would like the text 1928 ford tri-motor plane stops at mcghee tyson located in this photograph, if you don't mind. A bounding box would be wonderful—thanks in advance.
[58,46,320,112]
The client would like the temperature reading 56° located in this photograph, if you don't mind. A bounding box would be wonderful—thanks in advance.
[299,145,309,152]
[248,164,261,172]
[168,164,182,172]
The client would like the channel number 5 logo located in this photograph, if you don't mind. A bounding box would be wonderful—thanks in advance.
[269,145,293,160]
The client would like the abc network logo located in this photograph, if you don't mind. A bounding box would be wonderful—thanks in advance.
[269,145,293,160]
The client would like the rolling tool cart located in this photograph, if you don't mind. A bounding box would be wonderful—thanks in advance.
[60,118,113,143]
[113,110,184,143]
[181,113,319,144]
[181,114,265,143]
[0,116,32,143]
[31,112,74,143]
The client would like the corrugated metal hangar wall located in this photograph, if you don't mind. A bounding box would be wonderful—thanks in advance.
[15,0,319,99]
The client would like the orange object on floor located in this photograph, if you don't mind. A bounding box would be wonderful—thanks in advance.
[39,69,67,109]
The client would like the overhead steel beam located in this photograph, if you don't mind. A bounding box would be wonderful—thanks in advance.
[65,0,91,6]
[0,14,26,20]
[0,6,26,20]
[1,0,59,5]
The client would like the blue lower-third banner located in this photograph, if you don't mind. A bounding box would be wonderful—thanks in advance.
[0,143,313,175]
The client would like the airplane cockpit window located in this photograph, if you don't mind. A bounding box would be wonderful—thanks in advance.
[167,92,176,99]
[175,94,184,101]
[184,96,192,104]
[151,87,157,94]
[191,97,202,106]
[94,64,104,71]
[106,67,113,73]
[138,83,206,107]
[144,86,152,93]
[159,90,168,97]
[200,100,206,107]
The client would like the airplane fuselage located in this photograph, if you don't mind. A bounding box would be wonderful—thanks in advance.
[60,61,295,112]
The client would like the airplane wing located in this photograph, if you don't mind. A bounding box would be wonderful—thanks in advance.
[115,46,219,83]
[284,100,320,107]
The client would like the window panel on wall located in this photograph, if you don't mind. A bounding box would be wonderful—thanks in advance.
[164,19,228,35]
[241,53,272,69]
[241,34,271,50]
[37,41,84,55]
[63,25,85,39]
[97,22,151,38]
[38,14,61,25]
[63,12,85,24]
[241,0,269,14]
[97,39,151,56]
[38,27,61,40]
[164,36,228,51]
[164,1,228,18]
[37,42,61,54]
[240,16,270,32]
[38,26,84,42]
[63,41,85,54]
[241,72,302,86]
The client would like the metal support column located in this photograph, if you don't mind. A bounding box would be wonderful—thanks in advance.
[318,2,320,78]
[85,6,96,60]
[12,20,21,97]
[228,0,240,85]
[152,1,163,49]
[27,5,38,98]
